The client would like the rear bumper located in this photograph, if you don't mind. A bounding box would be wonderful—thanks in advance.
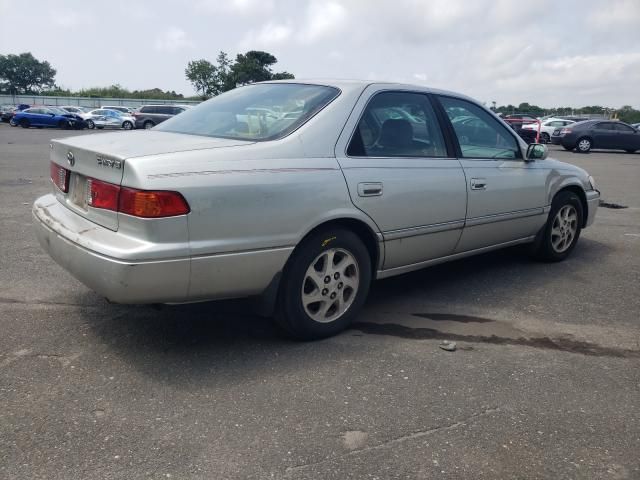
[33,194,293,304]
[585,189,600,227]
[33,195,191,303]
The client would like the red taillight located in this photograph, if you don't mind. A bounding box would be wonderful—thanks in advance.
[50,162,70,192]
[87,178,120,211]
[118,187,190,218]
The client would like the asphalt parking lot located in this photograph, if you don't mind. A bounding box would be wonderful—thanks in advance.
[1,123,639,479]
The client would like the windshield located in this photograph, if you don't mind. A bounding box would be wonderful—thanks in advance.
[156,83,340,141]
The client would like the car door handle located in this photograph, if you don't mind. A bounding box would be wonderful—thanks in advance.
[470,178,487,190]
[357,182,383,197]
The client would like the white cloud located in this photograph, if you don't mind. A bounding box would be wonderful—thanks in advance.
[50,9,94,28]
[240,22,293,49]
[299,1,348,43]
[587,0,640,28]
[197,0,274,15]
[154,27,195,53]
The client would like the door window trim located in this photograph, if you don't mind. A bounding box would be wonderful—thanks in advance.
[344,89,458,159]
[432,94,524,161]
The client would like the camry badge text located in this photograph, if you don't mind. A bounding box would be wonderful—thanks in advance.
[96,156,123,169]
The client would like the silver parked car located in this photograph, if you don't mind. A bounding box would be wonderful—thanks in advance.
[85,109,136,130]
[33,80,600,339]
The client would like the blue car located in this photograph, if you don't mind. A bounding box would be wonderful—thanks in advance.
[11,106,80,129]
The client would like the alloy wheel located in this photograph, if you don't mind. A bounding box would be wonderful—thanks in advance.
[301,248,360,323]
[551,205,578,253]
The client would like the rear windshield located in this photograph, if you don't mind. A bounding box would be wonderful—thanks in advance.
[155,83,340,141]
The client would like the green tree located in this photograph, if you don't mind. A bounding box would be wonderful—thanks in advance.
[230,50,294,86]
[0,52,56,94]
[185,59,218,99]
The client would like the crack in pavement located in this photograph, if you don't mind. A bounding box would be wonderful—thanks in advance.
[352,322,640,358]
[0,297,97,307]
[285,407,501,475]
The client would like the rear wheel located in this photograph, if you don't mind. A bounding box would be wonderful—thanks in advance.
[58,120,69,129]
[541,132,550,143]
[275,228,372,340]
[532,191,583,262]
[86,120,95,129]
[122,121,133,130]
[576,137,592,153]
[143,121,154,129]
[20,119,30,128]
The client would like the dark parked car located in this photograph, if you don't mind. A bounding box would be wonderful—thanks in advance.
[132,105,189,129]
[552,120,640,153]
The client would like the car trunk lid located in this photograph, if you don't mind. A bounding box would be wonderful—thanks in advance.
[50,131,254,231]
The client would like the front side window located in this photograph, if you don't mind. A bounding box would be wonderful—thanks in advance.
[347,91,447,157]
[614,123,635,132]
[438,96,520,159]
[156,83,340,141]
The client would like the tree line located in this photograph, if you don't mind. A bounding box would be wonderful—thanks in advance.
[1,51,639,123]
[184,50,294,99]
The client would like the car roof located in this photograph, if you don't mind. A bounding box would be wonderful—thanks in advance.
[261,79,478,103]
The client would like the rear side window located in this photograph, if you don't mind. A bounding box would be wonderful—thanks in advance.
[596,123,615,130]
[438,96,520,159]
[140,106,155,114]
[347,91,447,157]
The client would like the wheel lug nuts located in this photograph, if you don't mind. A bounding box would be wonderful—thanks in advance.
[334,272,340,280]
[322,288,328,296]
[324,276,331,284]
[337,282,343,289]
[330,292,337,299]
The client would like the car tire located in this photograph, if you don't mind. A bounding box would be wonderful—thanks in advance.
[143,121,154,129]
[122,121,133,130]
[19,119,30,128]
[58,120,69,129]
[576,137,592,153]
[275,228,372,340]
[532,190,583,262]
[86,120,95,129]
[541,132,550,144]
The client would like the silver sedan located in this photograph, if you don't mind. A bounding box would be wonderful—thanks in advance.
[33,80,600,339]
[84,109,136,130]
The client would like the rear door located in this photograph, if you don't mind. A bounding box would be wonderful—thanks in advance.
[592,122,617,148]
[335,87,467,271]
[435,95,548,252]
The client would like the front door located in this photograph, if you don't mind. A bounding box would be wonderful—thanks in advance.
[613,122,640,150]
[335,88,467,271]
[592,123,618,149]
[435,95,548,252]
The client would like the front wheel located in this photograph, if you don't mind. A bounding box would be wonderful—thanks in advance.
[532,191,583,262]
[576,137,592,153]
[122,121,133,130]
[275,228,372,340]
[541,132,550,144]
[143,121,154,129]
[86,120,95,129]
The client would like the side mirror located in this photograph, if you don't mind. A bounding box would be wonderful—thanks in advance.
[526,143,548,161]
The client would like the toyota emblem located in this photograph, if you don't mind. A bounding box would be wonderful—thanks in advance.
[67,151,75,166]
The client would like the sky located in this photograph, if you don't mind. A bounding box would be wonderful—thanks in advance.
[1,0,639,108]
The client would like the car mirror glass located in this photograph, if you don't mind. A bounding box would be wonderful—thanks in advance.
[526,143,548,161]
